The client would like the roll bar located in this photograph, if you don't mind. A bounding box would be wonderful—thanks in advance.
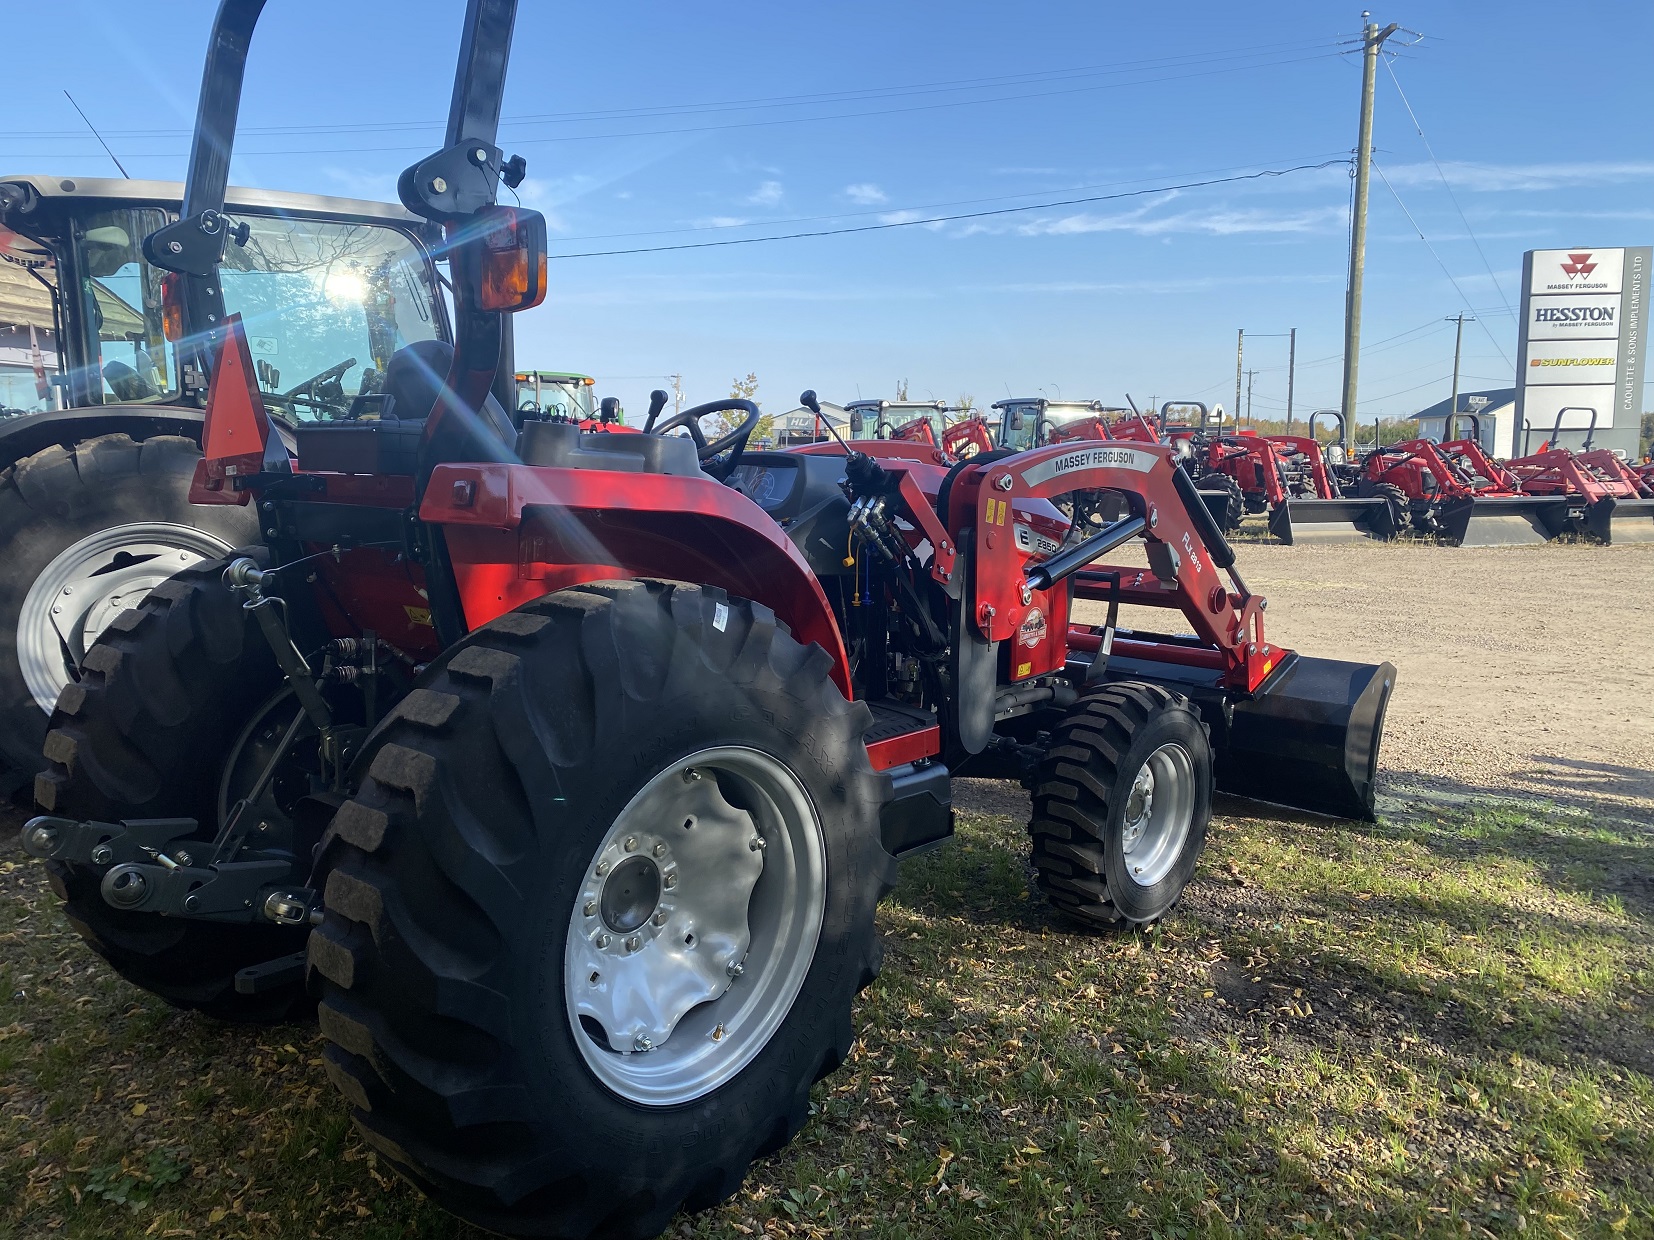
[147,0,521,411]
[1548,407,1598,451]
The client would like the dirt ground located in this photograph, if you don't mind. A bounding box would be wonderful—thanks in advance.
[1070,538,1654,821]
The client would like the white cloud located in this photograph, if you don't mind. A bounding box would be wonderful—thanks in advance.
[746,180,784,206]
[694,216,750,229]
[1379,160,1654,193]
[843,183,887,205]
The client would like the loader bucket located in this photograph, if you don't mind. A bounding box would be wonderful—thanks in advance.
[1581,496,1654,544]
[1216,654,1395,822]
[1435,495,1568,547]
[1267,497,1396,545]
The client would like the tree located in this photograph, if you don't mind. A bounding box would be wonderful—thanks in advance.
[954,393,977,416]
[703,372,773,444]
[894,378,909,401]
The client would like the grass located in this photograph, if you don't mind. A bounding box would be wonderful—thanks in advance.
[1,786,1650,1240]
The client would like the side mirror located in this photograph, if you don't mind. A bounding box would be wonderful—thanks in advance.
[599,396,621,424]
[849,410,864,436]
[1008,408,1024,431]
[473,206,548,313]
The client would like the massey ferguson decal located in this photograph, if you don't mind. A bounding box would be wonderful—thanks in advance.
[1560,253,1598,282]
[1019,444,1155,488]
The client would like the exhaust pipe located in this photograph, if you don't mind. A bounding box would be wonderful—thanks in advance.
[1268,497,1397,545]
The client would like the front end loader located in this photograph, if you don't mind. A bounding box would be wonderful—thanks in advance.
[1504,409,1654,544]
[1361,432,1567,546]
[20,3,1395,1237]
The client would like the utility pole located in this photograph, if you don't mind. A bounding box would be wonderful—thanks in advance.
[668,373,684,416]
[1235,329,1244,420]
[1245,369,1257,426]
[1339,14,1400,429]
[1284,327,1297,434]
[1446,313,1473,433]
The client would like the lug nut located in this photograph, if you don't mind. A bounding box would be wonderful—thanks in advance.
[623,836,638,852]
[726,959,745,979]
[90,843,113,865]
[749,835,766,852]
[653,842,667,858]
[682,768,701,782]
[583,900,597,917]
[595,860,610,877]
[632,1033,653,1053]
[625,935,641,952]
[651,911,668,927]
[663,872,678,889]
[595,933,610,949]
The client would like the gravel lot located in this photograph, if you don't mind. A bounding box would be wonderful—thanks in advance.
[1070,538,1654,822]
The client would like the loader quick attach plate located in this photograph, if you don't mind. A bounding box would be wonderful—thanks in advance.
[1268,497,1397,545]
[1583,496,1654,545]
[1436,495,1569,547]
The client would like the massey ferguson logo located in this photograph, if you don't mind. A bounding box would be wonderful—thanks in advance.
[1560,253,1598,281]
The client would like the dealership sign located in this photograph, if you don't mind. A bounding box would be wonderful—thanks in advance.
[1516,246,1649,446]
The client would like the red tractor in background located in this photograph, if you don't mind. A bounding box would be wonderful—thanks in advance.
[20,3,1395,1236]
[1359,414,1568,546]
[1501,408,1654,544]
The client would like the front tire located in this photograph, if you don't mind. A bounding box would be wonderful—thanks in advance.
[1028,683,1211,929]
[0,434,257,781]
[308,580,895,1239]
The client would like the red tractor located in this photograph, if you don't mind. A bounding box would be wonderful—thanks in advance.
[1503,408,1654,543]
[842,398,994,461]
[1359,414,1568,546]
[20,4,1395,1237]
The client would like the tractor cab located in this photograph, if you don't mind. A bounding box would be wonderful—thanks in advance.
[845,398,955,445]
[515,369,600,421]
[992,397,1121,449]
[0,176,446,419]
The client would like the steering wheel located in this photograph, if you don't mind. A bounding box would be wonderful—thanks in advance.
[646,397,761,481]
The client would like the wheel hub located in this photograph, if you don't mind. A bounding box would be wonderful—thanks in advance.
[1120,742,1195,888]
[599,855,662,934]
[564,747,826,1108]
[17,522,234,714]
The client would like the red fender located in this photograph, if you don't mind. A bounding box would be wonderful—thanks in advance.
[420,462,852,696]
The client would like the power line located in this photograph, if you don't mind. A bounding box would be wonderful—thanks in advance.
[547,160,1350,259]
[1370,161,1513,369]
[4,40,1343,142]
[549,152,1352,243]
[2,50,1349,159]
[1382,56,1516,321]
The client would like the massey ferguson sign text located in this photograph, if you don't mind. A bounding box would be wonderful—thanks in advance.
[1516,246,1650,453]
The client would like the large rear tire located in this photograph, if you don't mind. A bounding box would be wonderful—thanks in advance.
[0,434,257,783]
[33,555,312,1022]
[1029,682,1211,929]
[308,580,896,1239]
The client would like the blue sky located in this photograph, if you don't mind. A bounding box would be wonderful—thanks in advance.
[6,0,1650,421]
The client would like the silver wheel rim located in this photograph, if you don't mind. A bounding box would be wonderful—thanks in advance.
[17,522,233,714]
[1120,742,1195,887]
[564,746,826,1107]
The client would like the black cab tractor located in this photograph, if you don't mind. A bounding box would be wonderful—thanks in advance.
[0,174,463,784]
[21,2,1395,1237]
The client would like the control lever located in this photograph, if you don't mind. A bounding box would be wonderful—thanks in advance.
[642,389,670,433]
